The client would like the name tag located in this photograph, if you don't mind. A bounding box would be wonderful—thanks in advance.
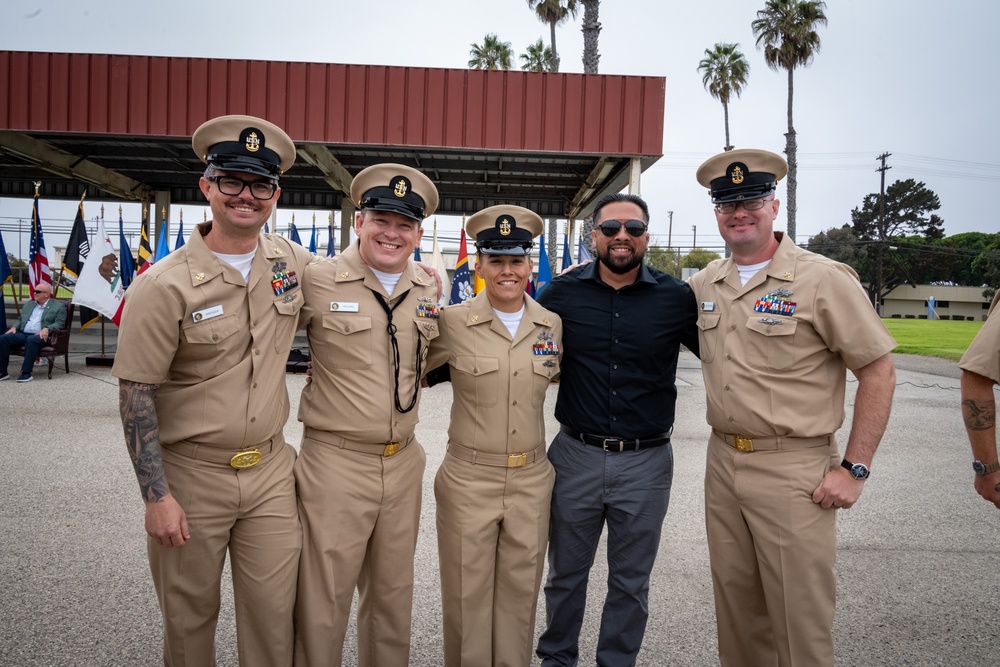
[330,301,360,312]
[700,301,715,312]
[192,305,224,322]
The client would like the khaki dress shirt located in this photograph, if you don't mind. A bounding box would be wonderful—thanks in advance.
[959,292,1000,383]
[113,222,312,448]
[426,292,562,453]
[689,232,896,437]
[297,242,438,443]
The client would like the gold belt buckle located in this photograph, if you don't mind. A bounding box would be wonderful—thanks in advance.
[507,453,528,468]
[230,449,262,469]
[383,442,401,457]
[734,436,755,453]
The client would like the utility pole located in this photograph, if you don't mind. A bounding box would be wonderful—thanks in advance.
[692,225,697,250]
[874,152,892,314]
[666,210,675,277]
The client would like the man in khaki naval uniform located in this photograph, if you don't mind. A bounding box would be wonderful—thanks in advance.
[689,149,897,667]
[294,163,439,667]
[425,206,561,666]
[960,292,1000,508]
[114,115,312,667]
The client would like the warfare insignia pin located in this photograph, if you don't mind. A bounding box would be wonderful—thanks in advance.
[758,317,783,326]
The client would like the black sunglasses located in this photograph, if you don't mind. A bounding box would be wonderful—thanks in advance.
[598,219,648,238]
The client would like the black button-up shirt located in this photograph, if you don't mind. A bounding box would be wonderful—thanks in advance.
[537,260,699,439]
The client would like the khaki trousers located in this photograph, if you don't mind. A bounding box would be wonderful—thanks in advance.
[150,438,300,667]
[435,450,554,667]
[705,431,839,667]
[294,435,425,667]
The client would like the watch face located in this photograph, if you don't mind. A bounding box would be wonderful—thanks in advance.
[851,463,870,480]
[973,461,987,475]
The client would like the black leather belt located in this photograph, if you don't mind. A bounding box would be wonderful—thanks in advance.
[559,424,671,453]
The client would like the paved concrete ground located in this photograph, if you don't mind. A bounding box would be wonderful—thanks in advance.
[1,345,998,666]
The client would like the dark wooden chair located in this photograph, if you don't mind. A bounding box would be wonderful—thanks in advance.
[9,300,74,379]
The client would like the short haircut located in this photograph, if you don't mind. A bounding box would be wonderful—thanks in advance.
[591,192,650,223]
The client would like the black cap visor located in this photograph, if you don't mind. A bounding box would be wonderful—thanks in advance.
[207,151,282,179]
[710,174,776,204]
[476,240,534,256]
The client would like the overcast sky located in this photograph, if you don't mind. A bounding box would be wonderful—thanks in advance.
[2,0,997,260]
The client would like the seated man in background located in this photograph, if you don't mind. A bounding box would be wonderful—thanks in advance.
[0,283,67,382]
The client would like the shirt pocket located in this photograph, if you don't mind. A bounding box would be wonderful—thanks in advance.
[272,292,304,354]
[414,320,440,373]
[180,313,242,379]
[696,312,722,364]
[453,354,500,407]
[531,357,560,408]
[745,316,798,371]
[320,314,373,370]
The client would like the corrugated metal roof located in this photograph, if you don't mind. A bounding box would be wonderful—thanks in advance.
[0,51,664,217]
[1,51,663,155]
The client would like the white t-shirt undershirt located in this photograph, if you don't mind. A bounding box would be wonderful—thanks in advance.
[494,305,525,337]
[213,246,257,284]
[735,259,770,287]
[370,267,403,296]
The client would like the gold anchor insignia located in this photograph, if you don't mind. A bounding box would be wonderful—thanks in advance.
[499,217,512,236]
[195,272,205,281]
[784,272,792,279]
[194,312,203,321]
[731,166,744,184]
[340,271,349,279]
[542,318,550,325]
[471,315,479,323]
[245,131,260,153]
[393,178,407,198]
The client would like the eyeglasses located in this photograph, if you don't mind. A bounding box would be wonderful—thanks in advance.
[597,219,648,237]
[715,197,773,214]
[208,176,278,200]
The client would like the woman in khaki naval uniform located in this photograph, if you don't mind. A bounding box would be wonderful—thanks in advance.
[425,205,561,667]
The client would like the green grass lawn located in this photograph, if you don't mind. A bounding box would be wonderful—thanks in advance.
[883,318,984,362]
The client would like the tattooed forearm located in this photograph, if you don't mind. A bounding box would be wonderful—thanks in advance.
[118,380,170,503]
[962,398,996,431]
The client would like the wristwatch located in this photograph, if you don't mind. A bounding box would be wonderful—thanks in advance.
[841,459,870,480]
[972,460,1000,475]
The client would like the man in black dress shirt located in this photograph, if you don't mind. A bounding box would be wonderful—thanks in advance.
[535,192,699,667]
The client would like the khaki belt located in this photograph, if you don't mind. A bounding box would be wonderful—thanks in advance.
[712,429,832,453]
[446,441,547,468]
[165,437,276,469]
[304,427,414,457]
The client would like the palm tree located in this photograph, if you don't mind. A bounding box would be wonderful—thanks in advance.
[520,38,553,72]
[752,0,827,243]
[527,0,578,272]
[579,1,601,252]
[581,0,601,74]
[526,0,578,74]
[468,33,514,70]
[698,43,750,152]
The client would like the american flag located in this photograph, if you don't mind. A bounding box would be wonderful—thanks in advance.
[28,186,52,298]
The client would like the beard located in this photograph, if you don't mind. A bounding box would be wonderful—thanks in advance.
[598,245,645,275]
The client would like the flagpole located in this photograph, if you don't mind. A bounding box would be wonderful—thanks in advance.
[100,203,107,358]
